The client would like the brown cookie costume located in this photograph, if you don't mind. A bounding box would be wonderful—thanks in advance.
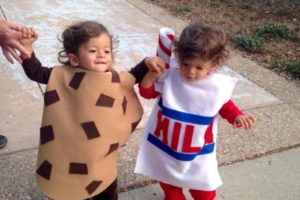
[22,54,145,199]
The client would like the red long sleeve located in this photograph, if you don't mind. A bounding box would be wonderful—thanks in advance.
[219,100,243,124]
[138,84,160,99]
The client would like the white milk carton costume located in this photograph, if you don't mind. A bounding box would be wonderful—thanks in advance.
[135,59,237,190]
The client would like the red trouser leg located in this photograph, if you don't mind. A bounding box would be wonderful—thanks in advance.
[189,189,216,200]
[159,182,186,200]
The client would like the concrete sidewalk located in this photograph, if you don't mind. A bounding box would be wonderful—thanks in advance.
[0,0,300,199]
[119,147,300,200]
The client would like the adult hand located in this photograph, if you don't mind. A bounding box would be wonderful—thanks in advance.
[0,20,30,64]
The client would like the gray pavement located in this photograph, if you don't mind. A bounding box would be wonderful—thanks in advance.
[119,147,300,200]
[0,0,300,199]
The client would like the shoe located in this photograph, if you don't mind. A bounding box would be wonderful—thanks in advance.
[0,134,8,149]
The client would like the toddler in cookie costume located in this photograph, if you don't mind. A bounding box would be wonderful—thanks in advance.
[18,20,162,200]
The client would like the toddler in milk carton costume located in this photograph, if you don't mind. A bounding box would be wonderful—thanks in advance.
[135,20,255,200]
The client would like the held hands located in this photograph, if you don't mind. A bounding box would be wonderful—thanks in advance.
[141,57,166,89]
[145,56,166,80]
[0,20,29,64]
[19,27,38,59]
[233,115,255,130]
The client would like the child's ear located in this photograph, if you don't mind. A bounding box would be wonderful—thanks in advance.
[68,53,79,67]
[208,65,217,73]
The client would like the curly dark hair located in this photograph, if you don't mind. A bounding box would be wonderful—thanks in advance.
[174,20,229,66]
[58,20,117,65]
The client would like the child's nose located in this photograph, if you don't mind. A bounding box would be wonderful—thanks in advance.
[98,51,105,57]
[187,67,195,74]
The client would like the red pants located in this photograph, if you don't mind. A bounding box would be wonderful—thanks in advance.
[159,182,216,200]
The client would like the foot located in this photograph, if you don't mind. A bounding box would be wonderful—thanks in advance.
[0,134,8,149]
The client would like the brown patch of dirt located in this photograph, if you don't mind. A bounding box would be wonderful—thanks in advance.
[145,0,300,81]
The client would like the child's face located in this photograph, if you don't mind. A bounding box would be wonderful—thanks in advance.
[179,57,216,81]
[73,34,113,72]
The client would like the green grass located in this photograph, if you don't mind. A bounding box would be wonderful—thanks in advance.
[255,23,291,38]
[239,2,253,9]
[268,60,300,79]
[232,23,292,53]
[233,35,264,53]
[172,6,191,15]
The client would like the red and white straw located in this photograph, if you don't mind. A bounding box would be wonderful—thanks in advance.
[157,27,175,68]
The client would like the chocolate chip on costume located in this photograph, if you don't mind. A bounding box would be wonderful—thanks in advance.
[122,96,127,114]
[69,163,89,174]
[36,65,143,199]
[69,72,86,90]
[40,125,55,145]
[81,121,101,140]
[131,120,141,133]
[86,181,103,195]
[105,143,119,157]
[111,70,120,83]
[44,90,60,106]
[96,94,115,107]
[36,160,52,180]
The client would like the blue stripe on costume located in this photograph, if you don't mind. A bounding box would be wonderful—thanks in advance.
[147,134,215,161]
[158,98,214,125]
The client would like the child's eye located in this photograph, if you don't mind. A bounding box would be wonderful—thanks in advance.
[89,49,97,53]
[105,50,111,54]
[182,63,189,67]
[196,66,203,70]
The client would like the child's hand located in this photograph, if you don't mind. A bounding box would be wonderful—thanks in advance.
[19,27,38,59]
[233,115,255,130]
[147,69,162,81]
[145,56,166,75]
[141,57,166,89]
[19,27,38,46]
